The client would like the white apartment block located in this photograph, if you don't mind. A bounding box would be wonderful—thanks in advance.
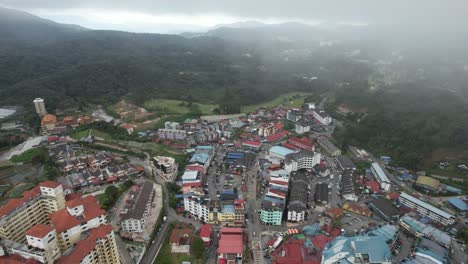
[399,192,455,226]
[284,151,321,173]
[183,197,210,223]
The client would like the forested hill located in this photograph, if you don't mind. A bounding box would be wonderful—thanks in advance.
[0,7,371,114]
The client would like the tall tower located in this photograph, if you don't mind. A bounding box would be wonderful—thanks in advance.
[33,98,47,116]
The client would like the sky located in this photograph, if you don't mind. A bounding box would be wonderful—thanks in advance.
[1,0,467,33]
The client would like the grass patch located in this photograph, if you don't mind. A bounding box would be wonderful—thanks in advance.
[8,183,36,198]
[0,160,14,169]
[10,148,48,163]
[144,99,216,115]
[241,92,314,113]
[70,129,90,140]
[71,129,112,141]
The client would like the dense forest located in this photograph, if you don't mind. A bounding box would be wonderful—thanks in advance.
[333,82,468,169]
[1,7,468,169]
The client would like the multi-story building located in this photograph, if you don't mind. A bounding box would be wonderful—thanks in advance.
[0,181,65,243]
[184,196,210,223]
[57,225,120,264]
[157,128,187,141]
[284,151,321,173]
[121,181,155,233]
[0,182,118,264]
[286,137,315,151]
[25,224,61,263]
[370,163,391,192]
[312,110,332,125]
[340,170,358,202]
[286,172,309,222]
[398,193,455,226]
[317,136,341,156]
[33,98,47,116]
[217,227,243,264]
[335,155,356,171]
[153,156,177,181]
[49,195,107,251]
[295,117,314,134]
[286,109,302,122]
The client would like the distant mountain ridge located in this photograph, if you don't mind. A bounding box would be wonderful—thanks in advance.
[0,7,87,45]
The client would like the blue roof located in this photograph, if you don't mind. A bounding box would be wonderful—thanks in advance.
[269,146,295,157]
[196,145,213,150]
[448,198,467,211]
[323,236,392,263]
[222,204,235,214]
[401,172,414,180]
[227,152,244,159]
[445,185,462,194]
[190,153,210,164]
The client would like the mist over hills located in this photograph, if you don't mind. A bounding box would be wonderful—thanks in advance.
[0,7,467,168]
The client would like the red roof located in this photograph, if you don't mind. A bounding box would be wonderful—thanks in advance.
[182,182,202,188]
[57,225,113,264]
[135,165,144,172]
[311,235,333,250]
[281,142,301,151]
[365,181,380,193]
[275,123,284,130]
[288,137,314,149]
[25,224,54,238]
[50,196,105,233]
[0,255,40,264]
[387,193,400,199]
[40,180,61,189]
[218,228,243,254]
[49,209,81,233]
[199,224,212,239]
[268,189,287,197]
[65,193,82,201]
[266,131,289,142]
[66,198,84,208]
[269,180,289,186]
[185,164,204,172]
[0,186,41,218]
[242,140,261,147]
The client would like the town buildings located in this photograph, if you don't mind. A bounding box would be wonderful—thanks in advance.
[321,235,393,264]
[268,146,296,160]
[0,181,119,264]
[315,183,329,206]
[170,223,193,254]
[398,193,455,226]
[335,155,356,171]
[153,156,178,181]
[120,181,155,233]
[415,176,440,192]
[370,163,391,192]
[317,136,341,157]
[217,227,243,264]
[340,170,358,202]
[312,110,332,125]
[0,181,66,243]
[286,172,309,222]
[368,198,400,221]
[284,151,321,173]
[33,98,47,116]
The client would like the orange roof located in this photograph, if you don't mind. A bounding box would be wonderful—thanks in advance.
[41,114,56,125]
[49,208,81,233]
[25,224,54,238]
[66,198,84,208]
[50,196,105,233]
[40,180,61,189]
[325,207,344,219]
[57,225,113,264]
[0,255,40,264]
[0,186,41,218]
